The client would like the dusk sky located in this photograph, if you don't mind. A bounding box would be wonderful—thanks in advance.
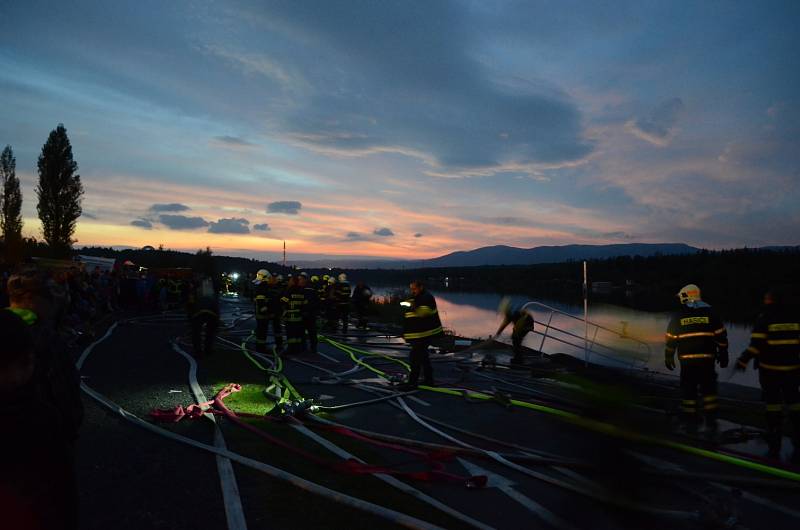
[2,1,798,261]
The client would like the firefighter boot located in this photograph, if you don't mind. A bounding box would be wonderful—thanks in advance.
[765,411,783,459]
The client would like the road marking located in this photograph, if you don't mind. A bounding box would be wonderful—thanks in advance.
[173,343,248,530]
[458,458,573,529]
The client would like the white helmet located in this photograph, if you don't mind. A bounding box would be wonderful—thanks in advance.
[338,273,347,282]
[328,277,336,284]
[256,269,270,281]
[677,284,701,304]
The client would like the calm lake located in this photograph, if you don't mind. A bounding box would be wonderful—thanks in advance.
[372,287,759,388]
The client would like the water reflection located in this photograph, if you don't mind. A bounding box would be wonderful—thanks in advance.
[373,286,758,388]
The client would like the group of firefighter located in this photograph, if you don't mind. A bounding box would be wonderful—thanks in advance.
[251,269,373,356]
[664,283,800,461]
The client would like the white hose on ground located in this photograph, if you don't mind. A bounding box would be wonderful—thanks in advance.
[77,323,446,530]
[172,342,248,530]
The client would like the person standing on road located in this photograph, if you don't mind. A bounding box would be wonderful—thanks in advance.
[335,273,352,333]
[187,273,220,358]
[281,276,306,355]
[351,281,372,330]
[5,272,84,530]
[735,288,800,460]
[299,273,319,354]
[398,280,443,391]
[665,284,729,435]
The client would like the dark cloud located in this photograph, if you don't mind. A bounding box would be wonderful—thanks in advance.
[267,201,302,214]
[150,203,190,213]
[208,217,250,234]
[346,232,367,240]
[159,214,209,230]
[212,135,254,147]
[130,219,152,229]
[258,2,593,173]
[82,212,98,220]
[253,223,270,231]
[414,232,423,238]
[373,227,394,237]
[626,98,684,145]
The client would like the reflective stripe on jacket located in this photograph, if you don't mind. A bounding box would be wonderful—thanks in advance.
[402,290,443,342]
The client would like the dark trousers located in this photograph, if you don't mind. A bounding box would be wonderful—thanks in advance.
[355,304,368,329]
[759,370,800,453]
[511,330,530,361]
[285,319,304,355]
[679,361,718,426]
[338,306,350,332]
[191,312,218,357]
[255,316,283,352]
[303,316,318,354]
[408,338,434,386]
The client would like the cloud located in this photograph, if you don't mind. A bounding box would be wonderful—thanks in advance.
[346,231,367,240]
[82,212,98,220]
[211,135,255,149]
[373,227,394,237]
[267,201,302,214]
[130,218,152,229]
[414,233,423,238]
[208,217,250,234]
[250,2,592,175]
[150,203,190,213]
[625,98,684,146]
[253,223,270,231]
[159,214,209,230]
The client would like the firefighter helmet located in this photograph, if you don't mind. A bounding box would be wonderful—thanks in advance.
[338,273,347,282]
[256,269,270,281]
[677,284,701,304]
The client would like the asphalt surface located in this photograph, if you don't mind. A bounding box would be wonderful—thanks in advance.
[74,299,800,530]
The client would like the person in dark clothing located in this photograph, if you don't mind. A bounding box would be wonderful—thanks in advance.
[299,273,319,354]
[335,273,352,332]
[324,277,338,331]
[494,298,535,364]
[187,274,220,358]
[281,276,306,355]
[398,280,443,391]
[352,281,372,329]
[665,284,728,435]
[735,288,800,459]
[5,273,84,530]
[253,269,284,353]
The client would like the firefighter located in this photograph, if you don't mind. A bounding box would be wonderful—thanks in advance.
[493,297,535,364]
[298,273,319,354]
[351,281,372,329]
[253,269,283,353]
[735,288,800,460]
[325,276,338,332]
[187,273,220,358]
[398,280,443,390]
[281,276,306,355]
[665,284,729,435]
[335,273,352,332]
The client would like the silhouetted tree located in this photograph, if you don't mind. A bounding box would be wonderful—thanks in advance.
[1,145,23,264]
[36,124,84,257]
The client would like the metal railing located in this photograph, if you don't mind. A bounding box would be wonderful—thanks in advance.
[520,301,652,371]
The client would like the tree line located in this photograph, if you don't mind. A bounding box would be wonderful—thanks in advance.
[346,248,800,322]
[0,124,84,264]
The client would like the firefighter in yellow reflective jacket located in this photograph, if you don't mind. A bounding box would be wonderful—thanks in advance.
[735,288,800,460]
[665,284,728,434]
[281,276,306,355]
[398,280,443,391]
[253,269,283,353]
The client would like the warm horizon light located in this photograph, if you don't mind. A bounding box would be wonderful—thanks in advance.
[3,1,799,261]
